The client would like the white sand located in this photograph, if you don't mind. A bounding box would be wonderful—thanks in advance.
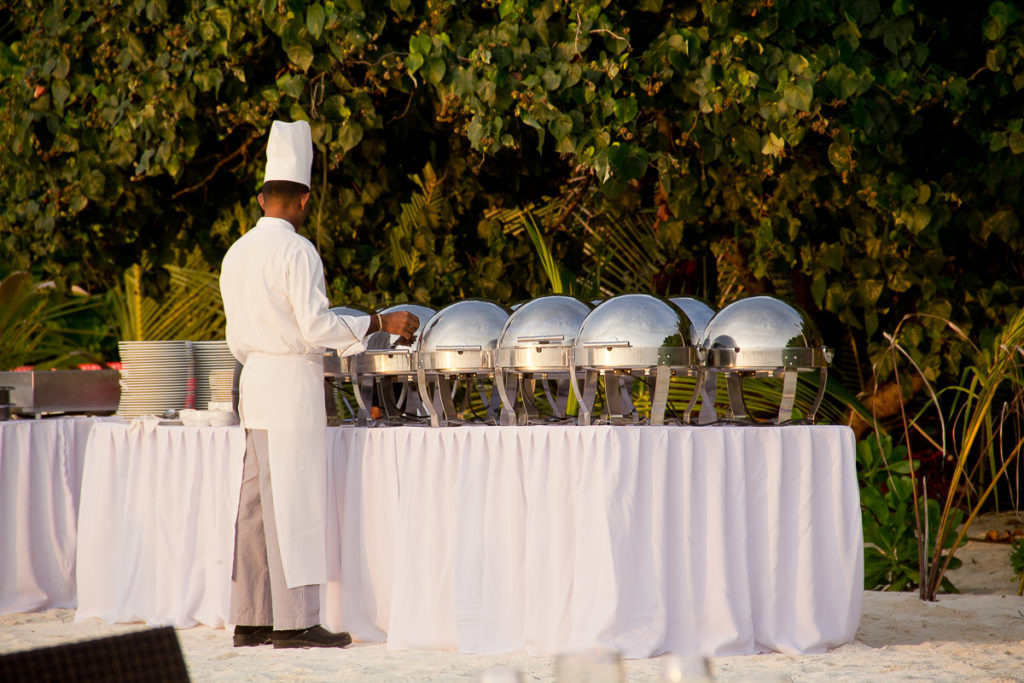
[3,513,1023,682]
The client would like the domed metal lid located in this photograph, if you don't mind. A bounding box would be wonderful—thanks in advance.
[575,294,693,368]
[669,297,716,346]
[495,295,591,372]
[420,300,509,351]
[702,296,830,369]
[418,299,510,372]
[498,296,591,350]
[577,294,688,348]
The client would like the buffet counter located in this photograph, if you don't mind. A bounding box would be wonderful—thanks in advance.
[72,420,862,658]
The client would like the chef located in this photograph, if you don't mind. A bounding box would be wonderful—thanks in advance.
[219,120,418,649]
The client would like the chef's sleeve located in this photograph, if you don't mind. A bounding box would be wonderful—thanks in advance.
[288,244,370,355]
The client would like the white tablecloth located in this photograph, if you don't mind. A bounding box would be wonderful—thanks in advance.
[74,421,246,628]
[0,417,98,614]
[74,422,862,658]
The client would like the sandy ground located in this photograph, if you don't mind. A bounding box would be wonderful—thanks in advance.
[3,513,1023,682]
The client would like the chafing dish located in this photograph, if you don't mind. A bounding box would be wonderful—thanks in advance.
[493,295,591,425]
[351,303,436,423]
[416,299,510,426]
[700,295,832,423]
[0,369,120,417]
[570,294,700,425]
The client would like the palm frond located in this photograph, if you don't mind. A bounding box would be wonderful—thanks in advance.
[0,271,103,370]
[109,252,226,341]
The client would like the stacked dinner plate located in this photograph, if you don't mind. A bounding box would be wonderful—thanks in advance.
[208,368,236,405]
[192,341,237,409]
[116,341,194,419]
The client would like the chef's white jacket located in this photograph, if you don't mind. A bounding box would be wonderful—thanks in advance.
[220,216,369,587]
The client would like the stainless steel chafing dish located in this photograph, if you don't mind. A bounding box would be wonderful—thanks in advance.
[493,295,591,425]
[416,299,510,426]
[351,303,436,423]
[570,294,700,426]
[700,295,832,423]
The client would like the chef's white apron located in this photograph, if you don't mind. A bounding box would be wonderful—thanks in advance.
[238,352,327,589]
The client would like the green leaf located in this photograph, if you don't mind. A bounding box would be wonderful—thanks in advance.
[51,80,70,107]
[426,58,446,85]
[783,80,813,112]
[613,96,638,123]
[1009,131,1024,154]
[607,143,649,180]
[338,121,363,153]
[287,40,315,72]
[306,4,325,39]
[761,132,785,156]
[323,95,351,121]
[467,118,485,147]
[406,52,424,74]
[410,33,432,56]
[542,69,562,90]
[277,73,306,99]
[194,68,224,94]
[53,53,70,80]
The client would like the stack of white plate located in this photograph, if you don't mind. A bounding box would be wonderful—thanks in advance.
[116,341,194,419]
[209,368,235,405]
[193,341,236,410]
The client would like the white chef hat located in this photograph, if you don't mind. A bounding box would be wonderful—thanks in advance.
[263,120,313,188]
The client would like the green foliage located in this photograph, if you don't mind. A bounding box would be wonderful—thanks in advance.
[0,271,103,370]
[2,0,1024,402]
[858,433,963,592]
[108,252,225,341]
[1011,537,1024,595]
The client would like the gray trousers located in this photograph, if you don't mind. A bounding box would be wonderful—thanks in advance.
[229,429,319,630]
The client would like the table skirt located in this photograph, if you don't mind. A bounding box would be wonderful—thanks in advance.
[0,417,97,614]
[74,422,862,658]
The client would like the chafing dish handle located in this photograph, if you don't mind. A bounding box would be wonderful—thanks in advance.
[581,341,632,348]
[435,345,483,351]
[516,334,565,344]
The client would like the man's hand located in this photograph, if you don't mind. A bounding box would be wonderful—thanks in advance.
[379,311,420,345]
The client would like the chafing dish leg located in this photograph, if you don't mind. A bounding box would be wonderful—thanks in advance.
[495,370,517,426]
[650,365,671,426]
[699,371,719,425]
[570,368,593,426]
[725,373,748,421]
[518,376,539,425]
[777,369,799,423]
[417,368,443,427]
[807,367,828,423]
[605,373,637,424]
[439,375,459,422]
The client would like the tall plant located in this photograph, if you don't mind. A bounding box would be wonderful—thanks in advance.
[915,309,1024,600]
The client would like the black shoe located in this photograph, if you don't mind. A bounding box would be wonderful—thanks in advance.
[271,625,352,649]
[233,625,274,647]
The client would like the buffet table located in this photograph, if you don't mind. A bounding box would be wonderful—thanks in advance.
[0,417,99,614]
[73,421,861,658]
